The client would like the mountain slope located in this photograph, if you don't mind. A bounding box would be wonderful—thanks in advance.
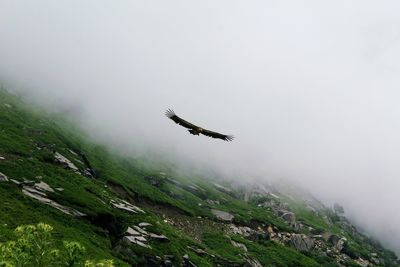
[0,88,398,266]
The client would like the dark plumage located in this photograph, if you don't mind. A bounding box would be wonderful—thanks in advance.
[165,109,234,142]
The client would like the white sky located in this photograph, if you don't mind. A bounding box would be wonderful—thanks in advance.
[1,0,400,254]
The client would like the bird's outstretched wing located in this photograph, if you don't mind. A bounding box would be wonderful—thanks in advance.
[202,129,234,142]
[165,109,198,130]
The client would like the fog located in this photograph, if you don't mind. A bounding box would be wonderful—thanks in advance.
[1,0,400,254]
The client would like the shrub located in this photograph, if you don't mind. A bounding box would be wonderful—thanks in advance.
[0,223,113,267]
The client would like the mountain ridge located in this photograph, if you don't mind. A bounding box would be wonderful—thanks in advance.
[0,88,398,266]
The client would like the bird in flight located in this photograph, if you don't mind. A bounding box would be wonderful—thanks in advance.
[165,109,234,142]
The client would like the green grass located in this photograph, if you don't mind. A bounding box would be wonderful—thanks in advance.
[0,88,398,266]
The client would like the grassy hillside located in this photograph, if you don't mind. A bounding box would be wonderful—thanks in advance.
[0,88,398,266]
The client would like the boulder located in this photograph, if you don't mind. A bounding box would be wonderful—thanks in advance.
[0,172,9,182]
[138,222,152,228]
[231,240,248,252]
[34,181,55,193]
[281,211,296,224]
[288,234,314,252]
[111,199,145,214]
[145,176,164,187]
[182,254,197,267]
[354,257,370,267]
[206,199,220,205]
[148,233,169,242]
[123,236,151,249]
[245,257,263,267]
[54,152,80,172]
[229,224,254,236]
[22,184,85,217]
[213,183,235,197]
[328,234,346,252]
[211,209,234,221]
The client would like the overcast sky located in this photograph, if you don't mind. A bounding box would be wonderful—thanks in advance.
[1,0,400,254]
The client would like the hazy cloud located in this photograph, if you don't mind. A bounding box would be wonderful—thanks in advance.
[1,0,400,253]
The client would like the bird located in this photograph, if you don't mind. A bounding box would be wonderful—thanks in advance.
[165,109,234,142]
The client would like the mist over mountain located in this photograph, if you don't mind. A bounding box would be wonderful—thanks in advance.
[1,1,400,256]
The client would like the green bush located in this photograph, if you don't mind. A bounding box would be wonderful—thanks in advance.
[0,223,113,267]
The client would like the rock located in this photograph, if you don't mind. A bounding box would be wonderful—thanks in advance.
[55,187,64,192]
[354,257,370,267]
[229,224,254,236]
[22,185,85,217]
[182,254,197,267]
[34,181,55,193]
[133,225,148,235]
[213,183,234,196]
[123,236,152,249]
[231,240,247,252]
[138,222,152,228]
[0,156,5,160]
[10,179,21,185]
[245,257,263,267]
[281,211,296,224]
[328,234,346,252]
[211,209,234,221]
[288,234,314,252]
[111,199,145,214]
[126,227,141,236]
[187,246,209,256]
[0,172,9,182]
[206,199,220,205]
[148,233,169,242]
[54,152,80,172]
[145,176,164,187]
[4,103,12,108]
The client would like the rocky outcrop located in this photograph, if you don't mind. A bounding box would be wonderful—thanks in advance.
[22,182,85,217]
[0,172,9,182]
[328,234,346,252]
[110,199,145,214]
[229,224,255,237]
[182,254,197,267]
[213,183,235,197]
[287,234,314,252]
[231,240,248,252]
[123,223,169,250]
[54,152,80,173]
[354,257,370,267]
[211,209,234,221]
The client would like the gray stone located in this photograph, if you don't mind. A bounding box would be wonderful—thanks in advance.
[245,258,263,267]
[281,211,296,223]
[22,185,85,217]
[288,234,314,252]
[231,240,247,252]
[111,199,145,214]
[10,179,21,185]
[148,233,169,241]
[0,172,9,182]
[34,181,54,193]
[213,183,233,195]
[126,227,141,236]
[123,236,151,249]
[211,209,234,221]
[206,199,220,205]
[138,222,152,228]
[54,152,79,172]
